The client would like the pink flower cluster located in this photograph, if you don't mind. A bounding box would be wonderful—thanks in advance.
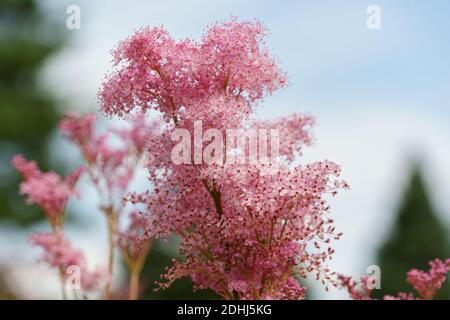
[337,274,376,300]
[339,258,450,300]
[100,18,285,127]
[11,154,106,297]
[252,114,314,161]
[59,112,156,298]
[12,113,154,299]
[29,232,83,268]
[11,155,83,228]
[102,19,348,299]
[406,258,450,300]
[29,232,104,293]
[12,17,447,301]
[118,211,152,266]
[60,112,154,199]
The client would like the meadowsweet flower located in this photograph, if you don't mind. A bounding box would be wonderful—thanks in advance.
[118,211,152,266]
[29,232,104,294]
[101,18,348,300]
[29,232,84,268]
[339,258,450,300]
[100,18,286,123]
[337,274,373,300]
[60,112,157,299]
[252,113,315,162]
[60,112,154,200]
[59,112,96,146]
[118,210,152,300]
[11,155,83,228]
[406,258,450,300]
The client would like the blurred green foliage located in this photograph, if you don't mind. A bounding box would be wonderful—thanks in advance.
[0,0,62,225]
[374,165,450,299]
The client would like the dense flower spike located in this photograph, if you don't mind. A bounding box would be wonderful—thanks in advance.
[100,18,286,123]
[200,19,286,102]
[11,155,83,228]
[101,19,348,300]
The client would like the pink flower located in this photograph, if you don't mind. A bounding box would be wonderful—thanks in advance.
[60,112,158,298]
[118,211,152,265]
[11,155,83,227]
[407,258,450,300]
[60,112,156,202]
[101,19,347,300]
[100,19,286,123]
[339,258,450,300]
[383,293,416,300]
[29,232,84,268]
[59,112,96,146]
[80,268,107,293]
[253,113,314,162]
[337,274,373,300]
[29,232,105,293]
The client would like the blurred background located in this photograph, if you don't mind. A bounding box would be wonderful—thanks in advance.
[0,0,449,299]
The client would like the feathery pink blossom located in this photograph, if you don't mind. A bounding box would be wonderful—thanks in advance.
[252,113,314,162]
[118,211,152,264]
[100,18,286,123]
[102,19,348,300]
[337,274,374,300]
[29,232,84,268]
[339,258,450,300]
[11,155,83,227]
[29,232,104,293]
[60,112,157,299]
[406,258,450,300]
[60,112,156,201]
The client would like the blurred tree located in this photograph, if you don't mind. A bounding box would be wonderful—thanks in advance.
[0,0,62,225]
[374,165,450,298]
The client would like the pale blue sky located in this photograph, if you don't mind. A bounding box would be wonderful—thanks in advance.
[43,0,450,118]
